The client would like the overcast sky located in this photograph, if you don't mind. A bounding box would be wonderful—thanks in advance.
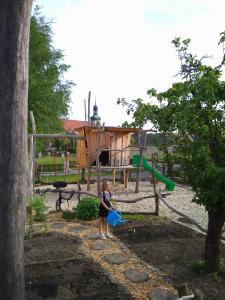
[36,0,225,127]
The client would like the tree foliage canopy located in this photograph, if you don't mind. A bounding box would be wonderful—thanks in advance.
[118,34,225,213]
[28,7,74,133]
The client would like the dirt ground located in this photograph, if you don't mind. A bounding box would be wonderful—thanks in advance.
[25,232,132,300]
[113,219,225,300]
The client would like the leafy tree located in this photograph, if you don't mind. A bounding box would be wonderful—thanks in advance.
[118,33,225,273]
[28,7,74,133]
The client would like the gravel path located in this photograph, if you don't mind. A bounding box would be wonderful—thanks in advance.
[38,181,225,238]
[40,181,212,234]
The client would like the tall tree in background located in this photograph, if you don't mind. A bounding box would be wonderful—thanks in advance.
[29,7,74,133]
[118,34,225,273]
[0,1,33,299]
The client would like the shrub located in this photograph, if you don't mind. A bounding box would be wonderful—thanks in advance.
[191,259,207,275]
[62,210,76,221]
[28,195,48,221]
[76,197,99,220]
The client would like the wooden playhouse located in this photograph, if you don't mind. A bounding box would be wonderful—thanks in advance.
[75,125,140,186]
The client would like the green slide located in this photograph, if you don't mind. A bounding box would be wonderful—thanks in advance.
[132,154,175,191]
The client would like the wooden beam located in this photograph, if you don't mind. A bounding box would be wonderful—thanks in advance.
[99,147,146,152]
[28,134,85,140]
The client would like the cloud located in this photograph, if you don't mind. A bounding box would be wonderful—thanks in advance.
[37,0,225,127]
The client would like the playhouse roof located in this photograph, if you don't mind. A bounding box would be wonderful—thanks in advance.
[77,125,140,133]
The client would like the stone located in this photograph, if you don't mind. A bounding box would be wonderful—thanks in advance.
[91,242,111,250]
[148,288,178,300]
[124,268,149,283]
[102,253,128,265]
[68,226,87,233]
[86,232,101,240]
[51,223,65,229]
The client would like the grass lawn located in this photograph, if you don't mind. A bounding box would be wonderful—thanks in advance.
[40,171,111,184]
[37,155,76,165]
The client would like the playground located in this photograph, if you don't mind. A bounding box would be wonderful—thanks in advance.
[27,123,225,299]
[25,189,225,300]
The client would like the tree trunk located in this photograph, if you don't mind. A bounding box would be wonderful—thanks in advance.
[205,210,225,273]
[0,1,33,299]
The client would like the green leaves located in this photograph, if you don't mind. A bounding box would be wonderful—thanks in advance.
[76,197,99,220]
[28,7,75,134]
[118,32,225,212]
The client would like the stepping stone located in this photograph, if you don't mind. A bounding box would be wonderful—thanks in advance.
[51,223,65,229]
[68,226,87,233]
[148,288,178,300]
[86,232,101,240]
[91,242,111,250]
[102,253,128,265]
[33,225,42,232]
[124,268,149,283]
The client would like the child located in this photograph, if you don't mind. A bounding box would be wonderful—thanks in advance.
[98,179,114,239]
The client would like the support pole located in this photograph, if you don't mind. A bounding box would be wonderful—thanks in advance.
[30,111,36,194]
[112,169,116,185]
[84,99,87,123]
[96,125,104,194]
[88,91,91,125]
[135,148,143,193]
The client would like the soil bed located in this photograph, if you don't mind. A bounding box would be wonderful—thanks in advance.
[113,219,225,300]
[25,232,132,300]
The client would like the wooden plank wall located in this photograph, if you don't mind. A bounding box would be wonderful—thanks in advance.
[122,134,130,165]
[86,130,111,165]
[109,132,131,166]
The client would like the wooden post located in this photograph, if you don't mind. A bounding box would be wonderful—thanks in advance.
[88,91,91,125]
[112,169,116,185]
[84,99,87,123]
[124,169,129,188]
[29,111,36,194]
[96,125,104,194]
[87,165,91,191]
[177,283,189,297]
[135,148,143,193]
[194,289,204,300]
[151,153,159,216]
[77,182,81,204]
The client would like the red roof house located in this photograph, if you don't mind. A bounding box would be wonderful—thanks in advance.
[61,119,87,132]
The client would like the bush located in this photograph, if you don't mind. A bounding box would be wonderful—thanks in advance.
[76,197,99,220]
[28,195,48,221]
[191,259,207,275]
[62,210,76,221]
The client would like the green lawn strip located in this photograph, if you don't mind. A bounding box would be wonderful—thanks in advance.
[37,155,76,165]
[40,171,111,184]
[121,213,167,222]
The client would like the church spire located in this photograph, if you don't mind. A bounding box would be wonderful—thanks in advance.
[90,98,101,125]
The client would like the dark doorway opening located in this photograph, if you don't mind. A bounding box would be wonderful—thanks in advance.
[91,150,110,166]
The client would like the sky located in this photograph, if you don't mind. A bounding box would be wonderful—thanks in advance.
[35,0,225,127]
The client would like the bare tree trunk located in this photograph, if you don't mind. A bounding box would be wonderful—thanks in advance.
[205,210,225,273]
[0,1,33,299]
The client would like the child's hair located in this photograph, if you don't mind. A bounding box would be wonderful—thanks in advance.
[102,178,109,191]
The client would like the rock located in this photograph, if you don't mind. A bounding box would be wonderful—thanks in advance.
[91,242,111,250]
[102,253,128,265]
[86,232,101,240]
[51,223,65,229]
[148,288,178,300]
[68,226,87,233]
[124,268,149,283]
